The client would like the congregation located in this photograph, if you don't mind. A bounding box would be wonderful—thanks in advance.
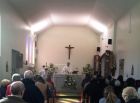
[0,67,140,103]
[81,74,140,103]
[0,69,56,103]
[0,0,140,103]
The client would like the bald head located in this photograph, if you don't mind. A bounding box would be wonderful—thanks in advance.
[24,70,33,79]
[11,81,25,96]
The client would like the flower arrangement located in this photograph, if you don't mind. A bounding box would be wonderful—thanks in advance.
[63,75,77,89]
[83,64,92,74]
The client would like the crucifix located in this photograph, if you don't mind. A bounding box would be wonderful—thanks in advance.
[65,45,75,59]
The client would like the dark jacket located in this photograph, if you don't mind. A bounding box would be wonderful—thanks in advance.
[85,78,104,103]
[22,79,44,103]
[0,96,27,103]
[127,99,140,103]
[0,86,6,99]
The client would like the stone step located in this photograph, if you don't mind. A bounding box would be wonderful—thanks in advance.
[56,92,81,98]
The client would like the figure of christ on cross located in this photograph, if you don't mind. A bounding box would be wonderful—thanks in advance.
[65,45,75,59]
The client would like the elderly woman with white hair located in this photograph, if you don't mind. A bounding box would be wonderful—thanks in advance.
[22,70,44,103]
[6,73,21,96]
[122,87,140,103]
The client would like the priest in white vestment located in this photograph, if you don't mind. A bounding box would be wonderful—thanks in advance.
[62,62,72,74]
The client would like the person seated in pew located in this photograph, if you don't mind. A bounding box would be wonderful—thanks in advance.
[99,85,121,103]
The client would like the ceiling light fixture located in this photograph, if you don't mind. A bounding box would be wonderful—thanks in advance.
[30,15,108,34]
[50,14,90,25]
[30,19,51,33]
[88,18,108,34]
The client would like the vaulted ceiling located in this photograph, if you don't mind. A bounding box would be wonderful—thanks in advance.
[7,0,139,32]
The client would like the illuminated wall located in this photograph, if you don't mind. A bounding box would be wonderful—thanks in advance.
[37,26,100,73]
[25,34,35,65]
[0,15,1,56]
[0,1,30,79]
[116,2,140,80]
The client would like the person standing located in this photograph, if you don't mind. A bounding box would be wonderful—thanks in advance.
[122,87,140,103]
[0,81,27,103]
[62,62,72,74]
[99,86,121,103]
[39,65,48,80]
[22,70,44,103]
[6,73,21,96]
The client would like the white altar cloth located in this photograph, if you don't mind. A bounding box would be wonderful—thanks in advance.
[53,74,84,93]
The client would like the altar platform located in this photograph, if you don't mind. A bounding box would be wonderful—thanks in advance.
[53,74,84,93]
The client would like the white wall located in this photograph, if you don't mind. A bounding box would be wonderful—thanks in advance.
[116,3,140,80]
[37,26,100,73]
[99,23,115,56]
[0,1,30,79]
[0,16,1,56]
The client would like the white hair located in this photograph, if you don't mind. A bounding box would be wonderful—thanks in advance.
[12,73,21,81]
[122,87,138,102]
[11,81,25,96]
[114,80,121,87]
[24,70,33,79]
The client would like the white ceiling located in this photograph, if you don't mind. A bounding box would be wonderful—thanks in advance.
[7,0,139,31]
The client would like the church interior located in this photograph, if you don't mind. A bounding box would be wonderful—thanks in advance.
[0,0,140,103]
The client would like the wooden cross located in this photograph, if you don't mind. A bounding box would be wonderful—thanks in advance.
[65,45,75,59]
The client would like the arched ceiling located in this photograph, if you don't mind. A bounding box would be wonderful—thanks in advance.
[7,0,139,33]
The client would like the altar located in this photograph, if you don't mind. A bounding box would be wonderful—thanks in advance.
[53,74,84,93]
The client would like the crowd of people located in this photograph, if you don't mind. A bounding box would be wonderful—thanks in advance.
[0,69,56,103]
[1,67,140,103]
[0,62,73,103]
[81,74,140,103]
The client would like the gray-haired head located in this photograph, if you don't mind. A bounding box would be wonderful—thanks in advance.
[114,80,121,87]
[24,70,33,79]
[11,81,25,96]
[122,87,138,102]
[12,73,21,81]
